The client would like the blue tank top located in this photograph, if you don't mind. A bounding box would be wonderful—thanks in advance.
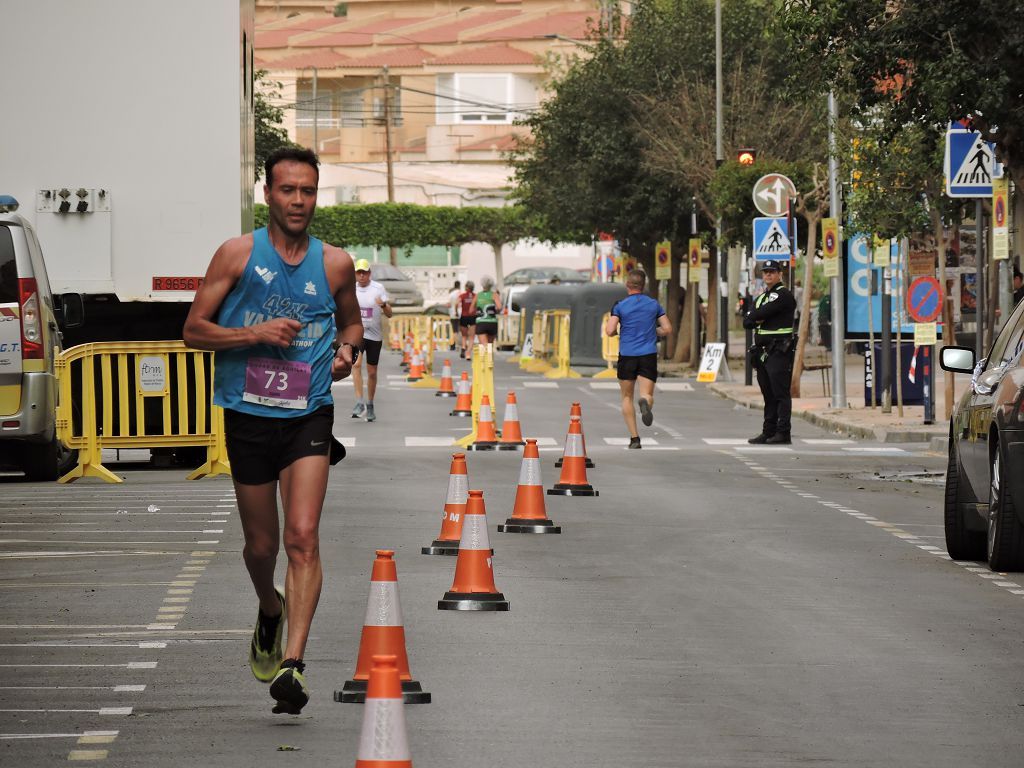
[213,228,336,418]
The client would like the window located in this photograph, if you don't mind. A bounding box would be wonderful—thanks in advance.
[0,227,19,304]
[296,84,338,128]
[436,74,535,125]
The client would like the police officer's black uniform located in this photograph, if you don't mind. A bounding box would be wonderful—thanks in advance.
[743,260,797,444]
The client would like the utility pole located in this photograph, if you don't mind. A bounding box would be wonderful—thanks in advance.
[975,200,985,355]
[382,66,397,266]
[715,0,727,352]
[311,66,318,154]
[827,91,846,407]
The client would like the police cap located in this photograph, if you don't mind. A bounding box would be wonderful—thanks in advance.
[760,259,787,272]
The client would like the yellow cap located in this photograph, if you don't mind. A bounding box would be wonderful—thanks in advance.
[354,258,371,272]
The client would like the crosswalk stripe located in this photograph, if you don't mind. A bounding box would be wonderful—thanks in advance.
[604,437,660,446]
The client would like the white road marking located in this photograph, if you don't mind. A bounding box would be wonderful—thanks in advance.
[656,382,694,392]
[0,730,118,741]
[405,436,456,447]
[0,642,165,649]
[842,446,907,453]
[735,446,795,453]
[330,380,353,387]
[0,708,132,716]
[604,437,660,446]
[523,381,559,388]
[0,662,156,669]
[801,438,856,445]
[333,436,356,446]
[589,382,621,390]
[703,438,750,445]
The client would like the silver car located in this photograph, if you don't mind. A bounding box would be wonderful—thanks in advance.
[364,263,424,308]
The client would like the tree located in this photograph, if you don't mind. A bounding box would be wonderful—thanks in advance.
[780,1,1024,186]
[255,70,296,183]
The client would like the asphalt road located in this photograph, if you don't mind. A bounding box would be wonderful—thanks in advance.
[2,349,1022,767]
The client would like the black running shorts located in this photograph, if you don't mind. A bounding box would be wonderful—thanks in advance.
[360,338,383,366]
[616,353,658,382]
[459,316,476,328]
[224,404,338,485]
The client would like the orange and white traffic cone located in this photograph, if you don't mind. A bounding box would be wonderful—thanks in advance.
[353,655,413,768]
[422,453,469,556]
[401,333,413,370]
[467,394,500,451]
[498,391,526,450]
[548,414,598,497]
[498,439,561,534]
[449,372,472,417]
[336,550,430,704]
[406,348,424,382]
[438,490,509,611]
[435,359,456,398]
[555,402,595,469]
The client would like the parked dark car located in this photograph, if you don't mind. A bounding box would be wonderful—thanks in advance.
[940,298,1024,570]
[503,266,587,285]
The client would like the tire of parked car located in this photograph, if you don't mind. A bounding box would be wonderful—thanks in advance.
[944,442,986,561]
[987,440,1024,571]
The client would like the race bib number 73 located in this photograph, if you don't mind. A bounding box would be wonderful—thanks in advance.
[243,357,311,409]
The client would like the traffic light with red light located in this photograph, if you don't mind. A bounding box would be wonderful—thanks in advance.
[737,148,757,166]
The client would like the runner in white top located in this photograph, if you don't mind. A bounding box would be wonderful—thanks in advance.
[447,281,461,351]
[351,259,392,422]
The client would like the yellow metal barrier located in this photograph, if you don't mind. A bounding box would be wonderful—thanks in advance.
[55,341,231,484]
[497,314,519,350]
[523,312,552,373]
[542,310,580,379]
[455,342,496,448]
[595,312,619,379]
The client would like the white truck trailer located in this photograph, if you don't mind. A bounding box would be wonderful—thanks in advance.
[0,0,255,345]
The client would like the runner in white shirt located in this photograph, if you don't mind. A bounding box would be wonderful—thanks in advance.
[351,259,392,422]
[447,281,461,351]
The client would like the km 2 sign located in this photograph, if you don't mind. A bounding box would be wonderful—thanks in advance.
[752,174,797,217]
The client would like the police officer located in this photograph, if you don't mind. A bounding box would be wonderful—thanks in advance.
[744,260,797,445]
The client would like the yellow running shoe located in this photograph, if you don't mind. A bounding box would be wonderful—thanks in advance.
[249,588,285,683]
[270,659,309,714]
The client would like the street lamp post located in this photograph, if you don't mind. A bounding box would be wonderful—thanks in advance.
[827,91,846,407]
[715,0,727,354]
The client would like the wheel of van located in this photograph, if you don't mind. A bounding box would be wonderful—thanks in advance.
[22,433,77,482]
[987,440,1024,571]
[944,440,986,560]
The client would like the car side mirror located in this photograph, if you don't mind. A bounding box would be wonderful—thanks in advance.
[57,293,85,329]
[940,345,975,374]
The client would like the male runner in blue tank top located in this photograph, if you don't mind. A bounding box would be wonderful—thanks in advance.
[604,269,672,449]
[184,147,363,715]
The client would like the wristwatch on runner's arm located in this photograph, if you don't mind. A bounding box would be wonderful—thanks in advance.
[336,341,359,363]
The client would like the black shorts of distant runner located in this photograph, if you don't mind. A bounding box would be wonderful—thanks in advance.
[360,338,383,366]
[616,353,658,382]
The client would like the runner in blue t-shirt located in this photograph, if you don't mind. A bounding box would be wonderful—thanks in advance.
[604,269,672,449]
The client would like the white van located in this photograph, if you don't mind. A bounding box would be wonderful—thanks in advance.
[0,196,82,480]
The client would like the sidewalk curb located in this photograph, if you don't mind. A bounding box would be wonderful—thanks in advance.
[707,383,946,444]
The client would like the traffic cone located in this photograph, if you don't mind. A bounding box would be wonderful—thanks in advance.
[450,372,472,417]
[401,334,413,369]
[548,414,598,497]
[335,550,430,704]
[467,395,499,451]
[498,439,561,534]
[438,490,509,611]
[435,359,456,397]
[498,391,526,450]
[353,655,413,768]
[422,453,469,556]
[555,402,594,469]
[406,348,424,382]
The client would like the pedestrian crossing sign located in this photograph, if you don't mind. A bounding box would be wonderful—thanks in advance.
[752,217,797,260]
[945,129,1004,197]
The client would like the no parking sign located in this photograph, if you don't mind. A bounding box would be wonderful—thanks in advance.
[906,276,943,324]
